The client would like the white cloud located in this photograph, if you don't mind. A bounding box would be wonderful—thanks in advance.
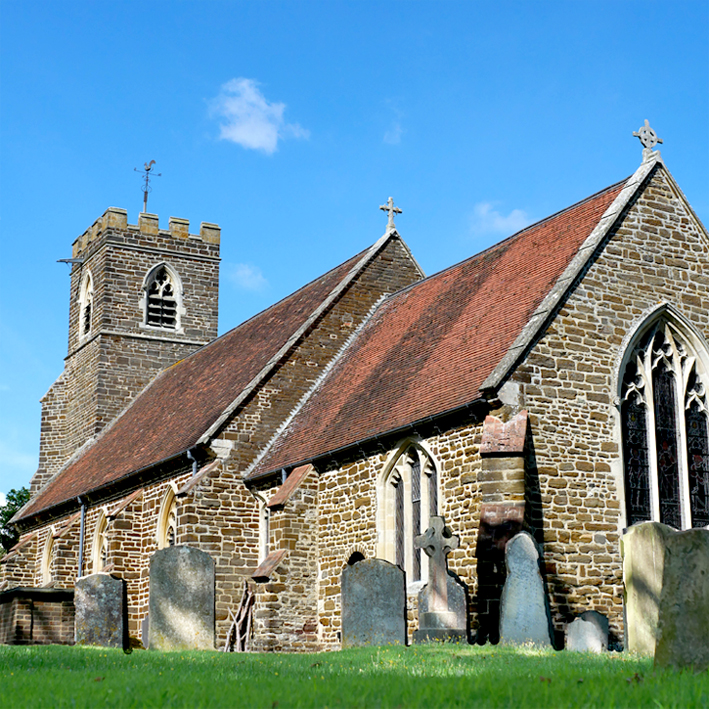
[228,263,268,292]
[383,122,402,145]
[470,202,531,237]
[209,78,310,154]
[0,492,6,507]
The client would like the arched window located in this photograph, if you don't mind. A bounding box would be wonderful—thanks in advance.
[621,317,709,529]
[157,488,178,549]
[377,443,439,583]
[41,534,55,585]
[92,512,109,573]
[78,272,94,338]
[142,264,181,330]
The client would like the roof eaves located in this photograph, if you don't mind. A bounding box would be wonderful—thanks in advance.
[479,156,661,395]
[196,231,398,445]
[248,396,488,483]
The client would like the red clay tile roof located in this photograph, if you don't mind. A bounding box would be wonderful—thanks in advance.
[19,247,376,521]
[250,179,627,477]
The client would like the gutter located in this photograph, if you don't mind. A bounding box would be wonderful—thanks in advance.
[247,396,488,484]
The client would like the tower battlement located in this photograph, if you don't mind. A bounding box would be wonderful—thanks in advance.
[72,208,221,257]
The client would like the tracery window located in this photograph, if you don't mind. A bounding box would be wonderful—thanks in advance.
[157,489,178,549]
[92,512,109,573]
[621,319,709,529]
[145,265,178,329]
[378,443,439,583]
[78,272,94,338]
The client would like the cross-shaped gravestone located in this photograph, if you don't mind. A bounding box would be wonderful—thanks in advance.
[415,516,459,612]
[379,197,402,232]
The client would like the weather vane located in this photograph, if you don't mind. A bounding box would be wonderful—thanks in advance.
[379,196,402,232]
[135,160,162,213]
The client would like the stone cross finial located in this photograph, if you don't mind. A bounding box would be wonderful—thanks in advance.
[633,120,663,161]
[379,197,402,232]
[415,516,459,612]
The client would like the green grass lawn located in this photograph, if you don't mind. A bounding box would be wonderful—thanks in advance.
[1,643,707,708]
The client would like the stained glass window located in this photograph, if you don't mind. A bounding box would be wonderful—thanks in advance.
[410,449,421,581]
[621,320,709,531]
[395,477,404,570]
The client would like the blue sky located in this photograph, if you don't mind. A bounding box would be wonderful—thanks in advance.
[1,1,707,498]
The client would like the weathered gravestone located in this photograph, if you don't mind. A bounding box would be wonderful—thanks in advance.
[655,528,709,671]
[566,611,608,653]
[499,532,552,647]
[341,559,406,647]
[149,546,215,651]
[622,521,675,655]
[413,516,468,643]
[75,573,127,649]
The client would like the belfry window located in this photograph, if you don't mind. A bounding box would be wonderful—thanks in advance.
[621,319,709,529]
[378,444,439,583]
[78,273,94,338]
[146,266,178,329]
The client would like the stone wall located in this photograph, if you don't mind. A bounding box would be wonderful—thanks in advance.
[503,166,709,643]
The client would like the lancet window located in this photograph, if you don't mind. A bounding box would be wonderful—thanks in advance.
[378,444,439,583]
[92,512,109,573]
[621,319,709,529]
[41,534,55,585]
[157,489,178,549]
[145,265,178,329]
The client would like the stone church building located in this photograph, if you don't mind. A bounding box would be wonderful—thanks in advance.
[2,137,709,650]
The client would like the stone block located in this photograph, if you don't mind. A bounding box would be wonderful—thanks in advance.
[74,573,127,649]
[655,528,709,671]
[622,521,674,655]
[341,559,406,647]
[149,546,215,651]
[499,532,553,647]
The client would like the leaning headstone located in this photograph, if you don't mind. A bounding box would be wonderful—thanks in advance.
[413,516,468,643]
[655,528,709,670]
[75,573,127,649]
[567,616,606,653]
[149,546,215,651]
[499,532,552,647]
[341,559,406,647]
[622,521,674,655]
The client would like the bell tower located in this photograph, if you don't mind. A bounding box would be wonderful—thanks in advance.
[31,208,220,495]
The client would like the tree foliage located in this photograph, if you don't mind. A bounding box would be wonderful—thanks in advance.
[1,487,30,555]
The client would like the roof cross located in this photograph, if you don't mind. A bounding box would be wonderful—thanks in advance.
[379,196,402,232]
[633,120,663,161]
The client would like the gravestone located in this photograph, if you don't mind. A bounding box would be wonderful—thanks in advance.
[499,532,552,647]
[74,573,127,649]
[566,612,608,653]
[341,559,406,647]
[655,528,709,670]
[622,521,674,655]
[149,545,215,651]
[413,516,468,643]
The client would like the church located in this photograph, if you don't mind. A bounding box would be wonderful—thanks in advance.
[2,125,709,651]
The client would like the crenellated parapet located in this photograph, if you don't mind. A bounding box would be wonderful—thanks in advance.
[72,208,221,257]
